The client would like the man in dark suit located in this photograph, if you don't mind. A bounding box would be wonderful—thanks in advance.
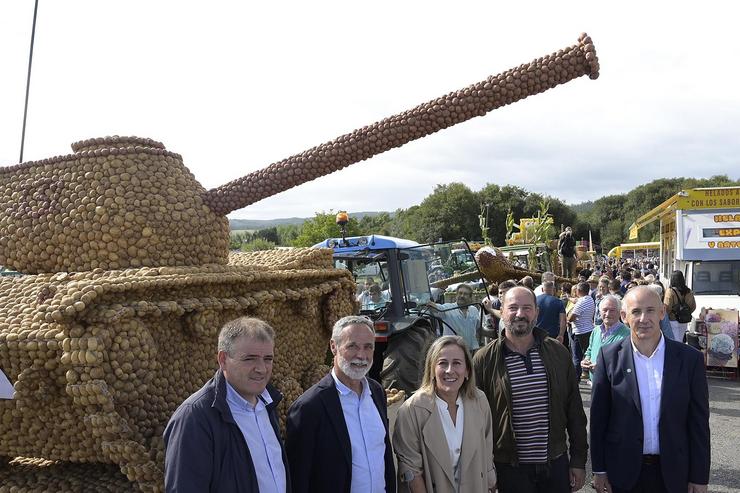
[285,315,396,493]
[590,286,710,493]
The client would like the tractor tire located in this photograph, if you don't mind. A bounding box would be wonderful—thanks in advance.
[380,323,436,395]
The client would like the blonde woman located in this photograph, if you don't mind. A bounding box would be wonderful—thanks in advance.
[392,336,496,493]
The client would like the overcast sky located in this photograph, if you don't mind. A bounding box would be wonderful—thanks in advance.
[1,1,738,220]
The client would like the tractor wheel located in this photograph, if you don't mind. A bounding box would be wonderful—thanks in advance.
[380,323,436,395]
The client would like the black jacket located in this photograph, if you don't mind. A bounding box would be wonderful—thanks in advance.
[163,369,291,493]
[590,337,710,491]
[285,373,397,493]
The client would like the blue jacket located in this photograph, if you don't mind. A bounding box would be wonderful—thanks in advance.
[163,369,291,493]
[590,337,710,491]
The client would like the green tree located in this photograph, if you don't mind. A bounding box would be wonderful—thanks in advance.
[256,227,280,244]
[276,224,301,246]
[358,212,395,236]
[411,183,480,242]
[292,211,362,247]
[477,184,528,245]
[241,238,277,251]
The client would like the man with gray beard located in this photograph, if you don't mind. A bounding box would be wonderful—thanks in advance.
[285,316,396,493]
[473,287,588,493]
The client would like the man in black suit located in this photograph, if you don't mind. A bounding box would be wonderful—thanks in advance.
[285,315,396,493]
[590,286,710,493]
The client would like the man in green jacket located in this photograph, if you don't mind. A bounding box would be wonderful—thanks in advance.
[473,286,588,493]
[581,294,630,383]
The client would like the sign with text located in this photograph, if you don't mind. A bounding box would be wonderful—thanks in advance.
[682,211,740,251]
[677,187,740,210]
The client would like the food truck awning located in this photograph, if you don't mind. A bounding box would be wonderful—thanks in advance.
[628,187,740,240]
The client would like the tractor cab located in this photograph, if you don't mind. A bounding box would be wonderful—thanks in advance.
[314,218,488,393]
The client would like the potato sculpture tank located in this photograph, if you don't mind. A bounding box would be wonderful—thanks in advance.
[0,34,599,491]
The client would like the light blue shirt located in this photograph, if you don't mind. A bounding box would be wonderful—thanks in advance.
[437,302,481,349]
[331,369,387,493]
[225,382,287,493]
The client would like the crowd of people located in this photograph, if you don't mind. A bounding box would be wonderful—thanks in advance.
[162,258,710,493]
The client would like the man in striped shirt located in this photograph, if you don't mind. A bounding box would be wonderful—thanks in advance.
[473,286,588,493]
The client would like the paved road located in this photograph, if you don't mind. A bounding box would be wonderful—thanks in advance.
[579,377,740,493]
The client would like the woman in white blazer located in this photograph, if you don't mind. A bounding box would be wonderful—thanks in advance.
[393,336,496,493]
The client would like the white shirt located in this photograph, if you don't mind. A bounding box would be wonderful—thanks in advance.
[331,369,387,493]
[225,382,287,493]
[571,295,596,335]
[631,334,666,455]
[435,394,464,488]
[437,302,481,349]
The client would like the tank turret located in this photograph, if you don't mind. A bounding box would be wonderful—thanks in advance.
[0,34,598,275]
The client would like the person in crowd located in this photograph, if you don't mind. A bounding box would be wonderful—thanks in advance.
[285,315,395,493]
[558,227,577,279]
[357,283,389,310]
[481,282,499,336]
[393,336,496,492]
[594,277,611,326]
[580,295,630,384]
[590,286,710,493]
[587,275,600,300]
[482,279,518,340]
[536,280,567,343]
[567,282,595,383]
[664,270,697,342]
[619,270,632,295]
[473,286,588,493]
[647,283,674,341]
[519,275,535,290]
[533,271,555,296]
[427,284,481,351]
[163,317,289,493]
[608,278,622,299]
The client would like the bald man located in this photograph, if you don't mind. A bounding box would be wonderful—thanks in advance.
[590,286,710,493]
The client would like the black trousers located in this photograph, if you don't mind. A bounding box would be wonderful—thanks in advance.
[612,461,667,493]
[495,453,570,493]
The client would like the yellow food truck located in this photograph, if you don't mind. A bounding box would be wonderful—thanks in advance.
[629,187,740,369]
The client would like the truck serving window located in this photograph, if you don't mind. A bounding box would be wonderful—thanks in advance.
[692,260,740,295]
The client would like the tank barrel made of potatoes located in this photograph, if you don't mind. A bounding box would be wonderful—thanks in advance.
[0,34,598,275]
[0,34,598,492]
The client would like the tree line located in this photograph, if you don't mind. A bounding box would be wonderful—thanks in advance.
[230,175,739,252]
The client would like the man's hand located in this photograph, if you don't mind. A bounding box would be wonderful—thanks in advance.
[580,359,592,369]
[592,473,612,492]
[688,483,708,493]
[482,297,493,312]
[569,468,585,492]
[556,334,564,344]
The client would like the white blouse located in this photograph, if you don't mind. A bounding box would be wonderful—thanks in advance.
[435,394,464,488]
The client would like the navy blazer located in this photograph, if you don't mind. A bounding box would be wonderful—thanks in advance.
[590,336,710,492]
[163,370,291,493]
[285,373,396,493]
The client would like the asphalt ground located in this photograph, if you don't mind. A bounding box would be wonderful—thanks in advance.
[579,376,740,493]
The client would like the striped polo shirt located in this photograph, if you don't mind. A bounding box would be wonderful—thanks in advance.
[503,343,549,464]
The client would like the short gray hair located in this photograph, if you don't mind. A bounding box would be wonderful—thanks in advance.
[218,317,275,355]
[542,271,555,282]
[331,315,374,345]
[599,294,622,313]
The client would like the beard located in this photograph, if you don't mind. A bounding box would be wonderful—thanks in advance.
[337,353,371,380]
[502,316,535,337]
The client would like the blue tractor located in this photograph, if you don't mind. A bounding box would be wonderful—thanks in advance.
[313,224,488,394]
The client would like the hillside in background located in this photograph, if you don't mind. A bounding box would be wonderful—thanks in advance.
[229,211,389,230]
